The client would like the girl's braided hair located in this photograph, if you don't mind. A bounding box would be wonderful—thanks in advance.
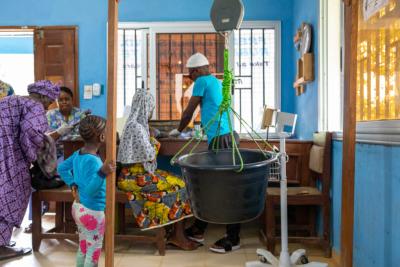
[79,115,106,141]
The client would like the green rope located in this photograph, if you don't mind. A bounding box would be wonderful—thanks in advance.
[230,108,275,152]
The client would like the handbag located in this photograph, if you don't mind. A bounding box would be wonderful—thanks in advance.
[30,162,65,190]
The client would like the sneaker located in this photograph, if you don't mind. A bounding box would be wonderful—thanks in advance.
[185,226,205,243]
[209,236,240,254]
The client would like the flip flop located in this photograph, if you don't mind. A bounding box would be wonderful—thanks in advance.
[0,246,32,261]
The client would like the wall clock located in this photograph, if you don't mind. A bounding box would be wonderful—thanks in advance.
[300,23,312,55]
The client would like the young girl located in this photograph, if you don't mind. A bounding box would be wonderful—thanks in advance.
[58,115,116,267]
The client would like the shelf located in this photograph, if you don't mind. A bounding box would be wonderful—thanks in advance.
[293,53,314,95]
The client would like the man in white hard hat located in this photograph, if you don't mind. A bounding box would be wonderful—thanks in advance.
[169,52,241,254]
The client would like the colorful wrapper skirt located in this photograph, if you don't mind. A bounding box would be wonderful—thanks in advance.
[117,164,192,230]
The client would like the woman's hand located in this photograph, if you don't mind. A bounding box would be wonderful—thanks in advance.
[56,124,74,136]
[101,160,117,176]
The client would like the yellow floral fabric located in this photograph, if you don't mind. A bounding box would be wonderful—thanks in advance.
[117,139,192,230]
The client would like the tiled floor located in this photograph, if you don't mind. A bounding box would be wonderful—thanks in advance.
[1,214,339,267]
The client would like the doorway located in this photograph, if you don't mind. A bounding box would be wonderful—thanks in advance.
[0,26,79,106]
[0,30,34,96]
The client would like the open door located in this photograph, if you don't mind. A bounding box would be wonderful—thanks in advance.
[34,26,79,106]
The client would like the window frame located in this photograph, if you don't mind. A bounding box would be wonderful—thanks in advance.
[319,0,400,145]
[118,21,281,132]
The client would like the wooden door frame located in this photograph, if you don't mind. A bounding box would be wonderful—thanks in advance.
[0,25,79,106]
[105,0,118,266]
[340,0,358,266]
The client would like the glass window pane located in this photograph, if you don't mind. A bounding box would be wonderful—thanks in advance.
[356,0,400,121]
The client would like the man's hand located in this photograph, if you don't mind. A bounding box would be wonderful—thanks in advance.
[168,129,181,137]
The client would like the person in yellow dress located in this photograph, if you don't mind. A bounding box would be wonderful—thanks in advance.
[117,88,198,250]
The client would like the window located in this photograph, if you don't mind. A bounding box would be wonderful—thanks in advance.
[117,29,145,118]
[233,27,277,133]
[155,32,224,121]
[118,22,280,133]
[321,0,400,144]
[356,0,400,121]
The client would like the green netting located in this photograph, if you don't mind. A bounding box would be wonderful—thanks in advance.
[171,41,275,171]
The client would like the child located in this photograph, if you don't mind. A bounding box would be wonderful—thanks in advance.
[58,115,116,267]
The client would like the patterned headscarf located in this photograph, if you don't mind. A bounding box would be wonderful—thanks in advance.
[117,89,157,173]
[0,80,14,99]
[27,80,60,100]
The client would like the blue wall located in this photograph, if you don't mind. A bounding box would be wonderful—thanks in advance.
[0,0,295,117]
[292,0,319,140]
[0,37,33,54]
[332,141,400,267]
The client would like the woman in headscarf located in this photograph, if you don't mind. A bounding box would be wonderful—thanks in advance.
[0,80,60,260]
[117,88,198,251]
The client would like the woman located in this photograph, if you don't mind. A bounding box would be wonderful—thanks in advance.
[0,80,14,100]
[0,80,60,260]
[24,86,82,234]
[47,86,89,160]
[117,88,198,250]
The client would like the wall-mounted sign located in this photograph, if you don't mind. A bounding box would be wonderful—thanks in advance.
[363,0,389,21]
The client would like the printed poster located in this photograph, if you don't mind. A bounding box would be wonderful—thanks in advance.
[363,0,389,21]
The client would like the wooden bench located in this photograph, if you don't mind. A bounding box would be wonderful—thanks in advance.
[32,185,166,255]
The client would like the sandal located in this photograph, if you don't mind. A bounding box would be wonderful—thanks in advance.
[24,223,32,234]
[209,236,240,254]
[0,246,32,261]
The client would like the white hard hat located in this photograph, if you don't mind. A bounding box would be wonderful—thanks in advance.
[186,53,209,68]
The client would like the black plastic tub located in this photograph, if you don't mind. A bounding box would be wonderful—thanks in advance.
[176,149,277,224]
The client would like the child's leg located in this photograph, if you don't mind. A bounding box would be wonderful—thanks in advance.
[72,205,105,267]
[72,202,89,267]
[84,218,105,267]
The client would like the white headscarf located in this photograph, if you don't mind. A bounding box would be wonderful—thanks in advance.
[117,89,157,173]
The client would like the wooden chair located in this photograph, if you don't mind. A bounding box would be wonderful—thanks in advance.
[32,186,166,255]
[263,132,332,257]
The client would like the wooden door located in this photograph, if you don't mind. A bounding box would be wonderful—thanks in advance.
[34,26,79,106]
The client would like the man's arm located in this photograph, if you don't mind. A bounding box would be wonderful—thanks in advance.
[178,96,201,132]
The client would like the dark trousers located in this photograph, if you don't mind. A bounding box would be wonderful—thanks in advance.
[192,132,241,241]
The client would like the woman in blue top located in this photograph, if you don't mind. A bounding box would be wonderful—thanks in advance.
[58,115,116,267]
[47,86,89,160]
[169,53,241,254]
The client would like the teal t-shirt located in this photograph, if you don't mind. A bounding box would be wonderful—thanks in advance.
[192,75,230,143]
[58,151,106,211]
